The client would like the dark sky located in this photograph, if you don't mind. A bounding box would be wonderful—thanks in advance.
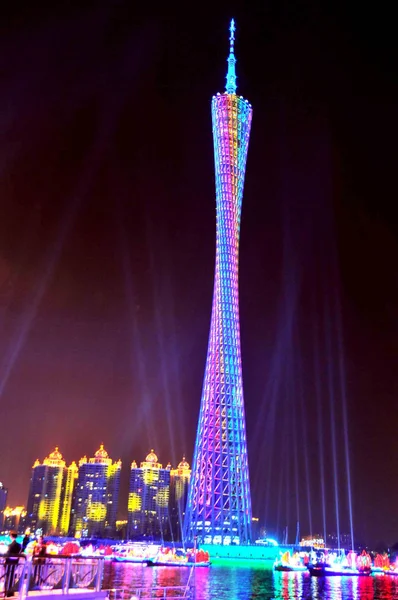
[1,2,397,546]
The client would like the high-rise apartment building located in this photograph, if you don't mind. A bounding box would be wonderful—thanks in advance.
[26,447,67,535]
[70,445,121,538]
[169,458,191,542]
[0,482,8,531]
[127,450,171,540]
[184,20,253,545]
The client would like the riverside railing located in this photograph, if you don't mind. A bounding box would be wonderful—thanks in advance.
[106,585,193,599]
[105,565,194,599]
[0,555,104,599]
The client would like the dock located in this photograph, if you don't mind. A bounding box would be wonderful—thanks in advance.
[1,556,193,600]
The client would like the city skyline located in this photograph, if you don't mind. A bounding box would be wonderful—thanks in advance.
[0,445,364,548]
[5,445,191,539]
[1,5,397,547]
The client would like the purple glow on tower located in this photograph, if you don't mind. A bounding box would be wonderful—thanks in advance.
[184,20,253,545]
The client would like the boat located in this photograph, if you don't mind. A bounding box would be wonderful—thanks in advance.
[146,558,210,567]
[372,553,398,575]
[146,548,210,568]
[112,543,160,564]
[113,555,147,564]
[308,564,371,577]
[373,568,398,577]
[273,550,308,572]
[274,564,307,572]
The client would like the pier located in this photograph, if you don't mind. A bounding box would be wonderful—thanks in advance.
[0,556,106,600]
[1,556,194,600]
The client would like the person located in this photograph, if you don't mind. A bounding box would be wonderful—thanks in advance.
[32,536,47,587]
[22,533,30,552]
[5,532,22,597]
[6,532,21,556]
[32,536,46,556]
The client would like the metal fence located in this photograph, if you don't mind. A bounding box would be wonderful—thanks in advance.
[105,585,193,599]
[104,566,194,599]
[0,555,104,599]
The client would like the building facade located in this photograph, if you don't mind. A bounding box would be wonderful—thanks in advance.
[0,482,7,531]
[70,445,121,538]
[26,447,67,535]
[169,458,191,542]
[2,506,27,534]
[184,20,253,545]
[127,450,171,540]
[59,461,78,536]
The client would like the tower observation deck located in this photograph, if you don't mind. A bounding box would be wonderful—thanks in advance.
[184,20,253,545]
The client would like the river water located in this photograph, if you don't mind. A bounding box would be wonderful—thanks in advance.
[103,561,398,599]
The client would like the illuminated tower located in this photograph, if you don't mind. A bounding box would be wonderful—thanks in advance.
[127,450,171,540]
[184,20,253,545]
[169,457,191,542]
[26,447,66,535]
[70,445,121,538]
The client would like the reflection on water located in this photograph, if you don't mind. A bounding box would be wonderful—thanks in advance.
[102,562,398,600]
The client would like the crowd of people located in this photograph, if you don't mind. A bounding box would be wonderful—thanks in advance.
[0,531,47,597]
[4,531,47,558]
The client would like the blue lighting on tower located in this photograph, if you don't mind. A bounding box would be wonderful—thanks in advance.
[184,20,253,546]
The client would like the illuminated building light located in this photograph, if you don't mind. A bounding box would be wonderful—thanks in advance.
[3,506,27,518]
[156,489,169,508]
[2,506,27,534]
[128,492,142,512]
[87,502,107,522]
[300,536,325,549]
[184,19,253,546]
[143,471,158,485]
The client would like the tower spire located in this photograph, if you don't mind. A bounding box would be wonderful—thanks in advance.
[225,18,237,94]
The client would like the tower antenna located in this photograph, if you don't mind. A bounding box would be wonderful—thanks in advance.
[226,18,237,94]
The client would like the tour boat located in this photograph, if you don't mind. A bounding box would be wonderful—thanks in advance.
[273,550,308,572]
[372,553,398,575]
[373,568,398,577]
[146,548,210,567]
[145,557,210,567]
[273,563,307,572]
[112,543,159,564]
[113,554,147,564]
[308,564,371,577]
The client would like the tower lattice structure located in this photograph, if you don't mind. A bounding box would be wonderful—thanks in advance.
[184,20,253,545]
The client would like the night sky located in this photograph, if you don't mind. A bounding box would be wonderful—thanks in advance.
[1,3,397,546]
